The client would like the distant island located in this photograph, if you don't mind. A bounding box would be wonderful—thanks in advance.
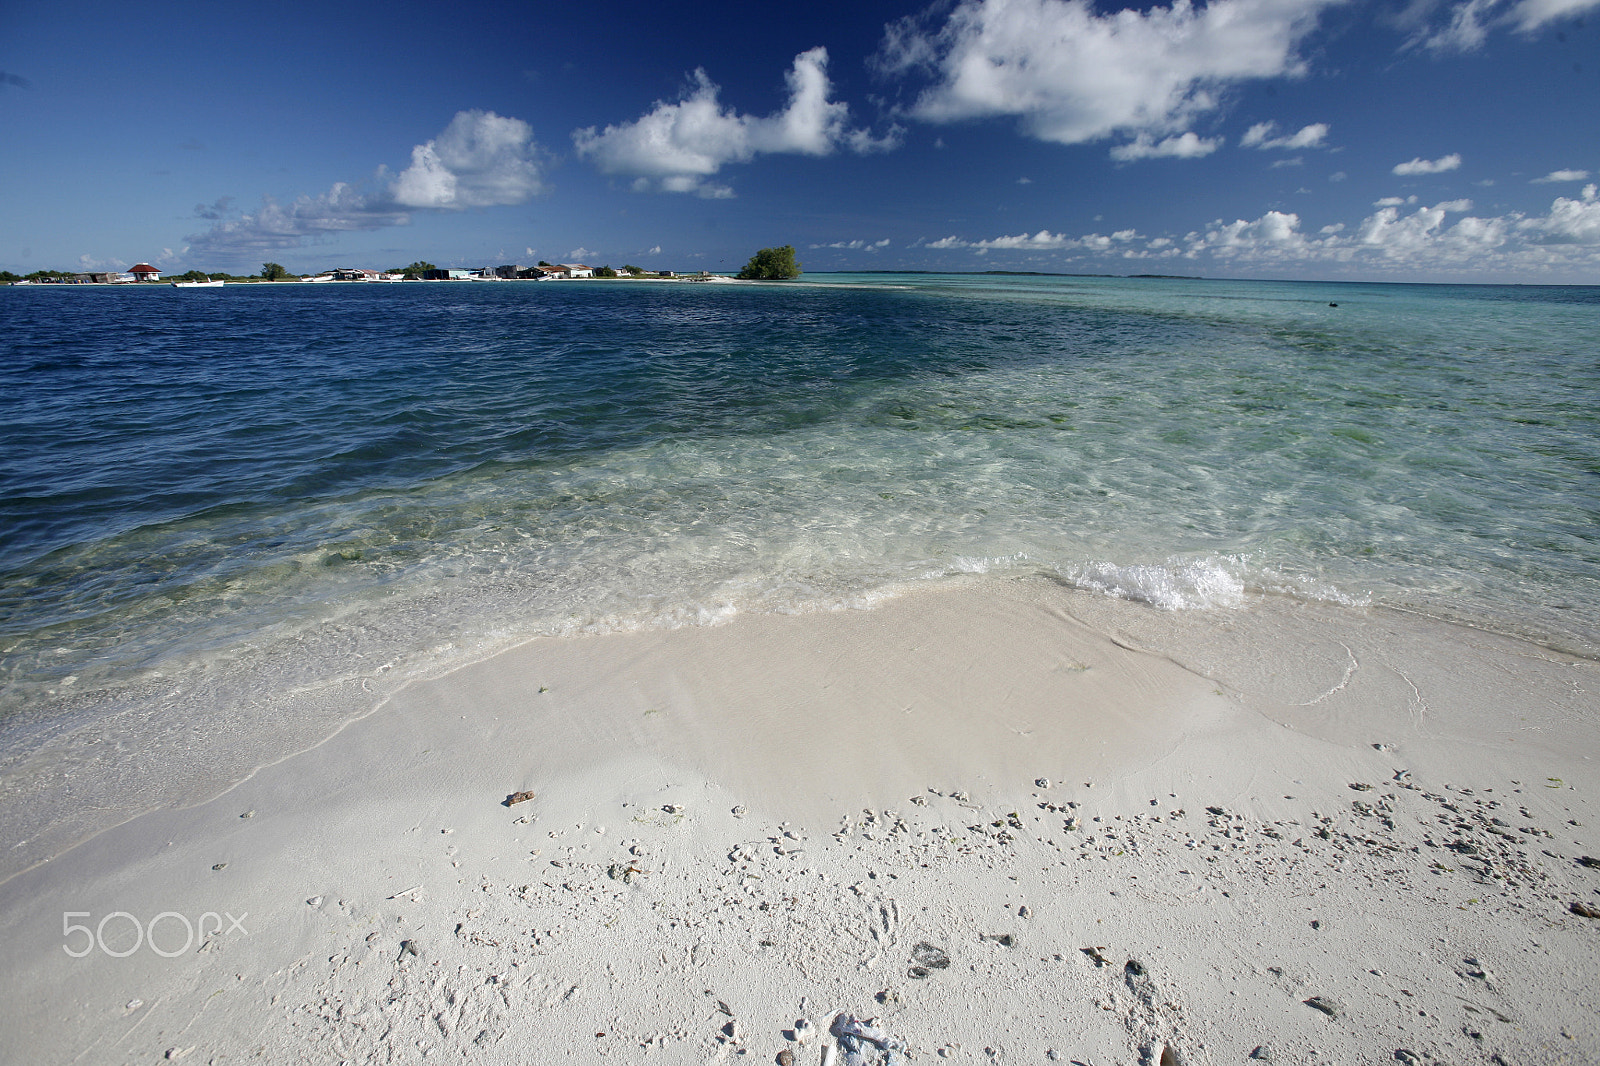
[3,259,719,286]
[825,269,1206,280]
[6,257,1208,287]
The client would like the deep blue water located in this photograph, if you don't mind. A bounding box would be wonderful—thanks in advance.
[3,275,1598,731]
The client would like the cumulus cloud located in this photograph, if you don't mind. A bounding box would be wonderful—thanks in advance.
[1533,169,1591,183]
[186,111,545,263]
[1187,190,1600,272]
[1240,121,1329,150]
[390,110,545,208]
[573,48,896,196]
[912,188,1600,277]
[1393,153,1462,175]
[876,0,1338,158]
[1109,132,1223,161]
[1523,183,1600,244]
[922,228,1146,252]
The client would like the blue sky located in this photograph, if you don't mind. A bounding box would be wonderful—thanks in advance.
[3,0,1597,282]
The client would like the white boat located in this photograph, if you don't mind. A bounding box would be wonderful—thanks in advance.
[172,279,224,288]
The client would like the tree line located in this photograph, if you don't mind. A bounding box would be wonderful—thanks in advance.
[6,248,803,285]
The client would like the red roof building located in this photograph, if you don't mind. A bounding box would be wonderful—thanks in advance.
[129,263,161,281]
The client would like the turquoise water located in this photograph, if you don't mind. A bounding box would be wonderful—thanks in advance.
[2,274,1598,745]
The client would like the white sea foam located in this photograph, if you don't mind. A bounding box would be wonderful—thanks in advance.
[1057,557,1247,610]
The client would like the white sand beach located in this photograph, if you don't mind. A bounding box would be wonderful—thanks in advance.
[1,577,1596,1064]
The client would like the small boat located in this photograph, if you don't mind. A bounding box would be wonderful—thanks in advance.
[172,279,224,288]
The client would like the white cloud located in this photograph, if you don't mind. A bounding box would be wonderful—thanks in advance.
[1374,195,1419,206]
[1270,157,1304,168]
[1412,0,1500,50]
[1509,0,1600,30]
[1409,0,1600,51]
[877,0,1339,155]
[1393,153,1462,175]
[76,253,127,271]
[186,182,412,259]
[648,245,663,255]
[566,248,596,261]
[923,228,1147,252]
[573,48,895,196]
[1241,121,1329,150]
[1189,210,1308,255]
[811,239,893,251]
[391,110,544,208]
[1109,132,1223,161]
[186,111,545,264]
[1533,169,1592,183]
[913,189,1600,277]
[1522,183,1600,244]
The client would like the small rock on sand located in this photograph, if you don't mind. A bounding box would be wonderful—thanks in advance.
[1304,996,1341,1018]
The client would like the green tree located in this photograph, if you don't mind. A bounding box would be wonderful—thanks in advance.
[260,262,291,281]
[537,260,553,268]
[622,264,644,275]
[177,269,210,282]
[391,260,437,279]
[594,265,618,278]
[0,270,20,283]
[736,245,801,280]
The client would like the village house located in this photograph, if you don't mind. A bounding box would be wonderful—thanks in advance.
[558,264,593,278]
[129,263,161,282]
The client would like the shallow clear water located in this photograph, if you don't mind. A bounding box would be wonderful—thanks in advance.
[3,275,1598,743]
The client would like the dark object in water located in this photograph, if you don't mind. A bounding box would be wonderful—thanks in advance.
[1329,302,1339,307]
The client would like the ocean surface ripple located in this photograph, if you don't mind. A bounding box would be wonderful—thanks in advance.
[3,275,1597,737]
